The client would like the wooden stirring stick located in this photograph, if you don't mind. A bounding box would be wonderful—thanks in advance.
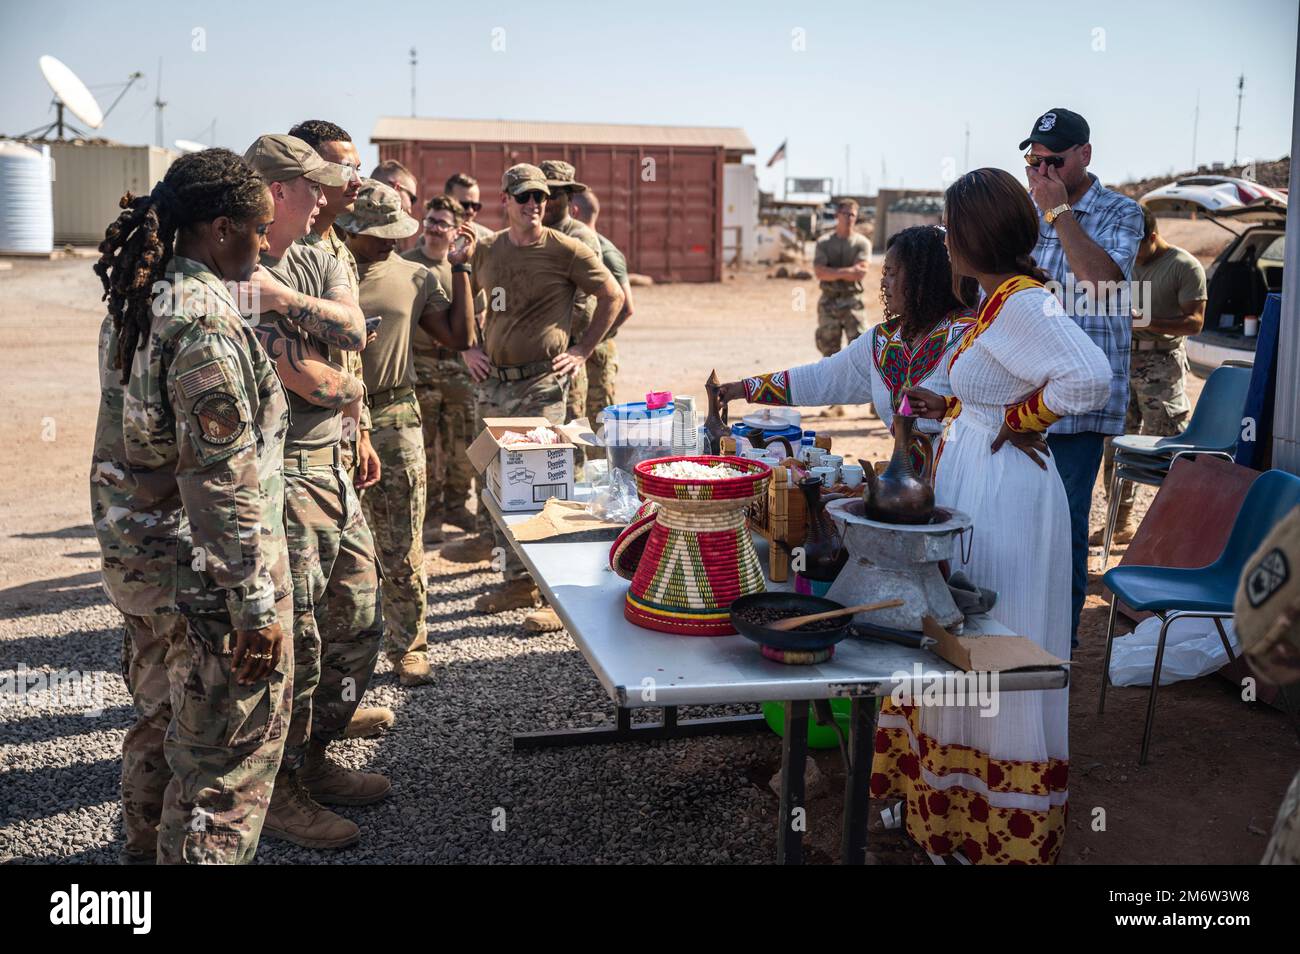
[766,598,905,632]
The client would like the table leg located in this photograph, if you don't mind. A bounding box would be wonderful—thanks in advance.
[841,696,877,865]
[777,699,809,865]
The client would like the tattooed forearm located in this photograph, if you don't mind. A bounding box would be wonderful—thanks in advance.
[281,290,365,351]
[309,371,364,409]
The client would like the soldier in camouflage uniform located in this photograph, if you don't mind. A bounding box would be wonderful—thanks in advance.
[539,161,604,440]
[339,181,475,685]
[1097,209,1206,544]
[441,164,622,634]
[1234,505,1300,863]
[90,149,291,864]
[403,194,487,542]
[570,188,635,433]
[243,135,388,850]
[812,199,871,359]
[446,171,498,245]
[288,121,394,740]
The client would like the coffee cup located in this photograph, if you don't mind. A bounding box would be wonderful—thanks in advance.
[811,466,838,486]
[840,464,864,488]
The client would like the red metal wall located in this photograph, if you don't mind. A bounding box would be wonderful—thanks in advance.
[375,140,724,282]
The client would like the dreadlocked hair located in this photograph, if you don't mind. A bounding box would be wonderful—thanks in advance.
[94,148,266,383]
[881,225,972,341]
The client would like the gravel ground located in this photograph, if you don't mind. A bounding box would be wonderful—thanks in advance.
[0,536,798,864]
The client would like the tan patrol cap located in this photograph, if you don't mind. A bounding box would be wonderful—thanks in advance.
[1235,504,1300,686]
[335,178,419,239]
[540,159,587,193]
[501,163,551,197]
[243,134,349,187]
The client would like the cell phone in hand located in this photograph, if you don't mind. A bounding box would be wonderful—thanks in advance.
[365,315,383,335]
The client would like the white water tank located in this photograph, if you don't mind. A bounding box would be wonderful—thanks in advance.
[0,141,54,254]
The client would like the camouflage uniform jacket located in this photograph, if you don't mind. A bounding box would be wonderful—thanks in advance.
[91,256,291,631]
[299,227,370,432]
[554,214,602,341]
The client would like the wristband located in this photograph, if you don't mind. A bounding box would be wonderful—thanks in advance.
[452,263,472,274]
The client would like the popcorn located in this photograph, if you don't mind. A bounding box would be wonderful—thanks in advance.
[499,426,561,446]
[650,461,747,480]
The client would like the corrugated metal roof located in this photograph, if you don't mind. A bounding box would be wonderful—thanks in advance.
[371,116,754,153]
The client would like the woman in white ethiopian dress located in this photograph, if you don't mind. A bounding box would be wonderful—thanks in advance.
[871,168,1111,864]
[717,225,975,481]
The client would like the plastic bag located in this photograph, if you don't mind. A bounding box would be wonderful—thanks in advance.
[1107,615,1240,687]
[586,460,643,524]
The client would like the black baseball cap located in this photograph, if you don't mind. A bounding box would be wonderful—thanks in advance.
[1019,108,1090,152]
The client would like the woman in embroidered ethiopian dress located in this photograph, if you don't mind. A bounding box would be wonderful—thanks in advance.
[874,168,1111,864]
[717,226,974,476]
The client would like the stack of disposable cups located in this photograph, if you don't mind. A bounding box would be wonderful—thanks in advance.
[671,395,699,455]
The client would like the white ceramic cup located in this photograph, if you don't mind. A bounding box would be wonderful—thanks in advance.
[1244,315,1260,337]
[840,464,864,488]
[821,454,844,470]
[800,446,823,466]
[810,466,838,486]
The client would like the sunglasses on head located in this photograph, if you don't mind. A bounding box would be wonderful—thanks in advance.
[513,190,547,206]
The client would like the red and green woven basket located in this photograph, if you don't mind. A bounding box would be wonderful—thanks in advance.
[615,457,771,636]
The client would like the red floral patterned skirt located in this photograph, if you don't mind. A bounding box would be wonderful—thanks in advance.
[871,699,1068,864]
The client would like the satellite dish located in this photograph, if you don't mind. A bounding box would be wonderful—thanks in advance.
[174,139,208,154]
[38,55,104,130]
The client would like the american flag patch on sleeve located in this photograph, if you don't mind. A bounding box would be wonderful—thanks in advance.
[177,361,228,399]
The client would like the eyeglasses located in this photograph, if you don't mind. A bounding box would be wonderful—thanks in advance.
[513,190,547,206]
[1024,147,1074,169]
[460,201,482,212]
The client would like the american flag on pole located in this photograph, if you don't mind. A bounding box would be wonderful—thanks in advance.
[766,140,787,168]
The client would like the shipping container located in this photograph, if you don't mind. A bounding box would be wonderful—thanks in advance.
[42,141,178,245]
[371,118,754,283]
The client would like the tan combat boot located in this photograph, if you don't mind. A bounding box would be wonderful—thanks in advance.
[523,606,564,633]
[474,579,540,614]
[300,740,392,807]
[1090,507,1138,547]
[423,508,445,544]
[440,534,496,564]
[343,705,396,739]
[393,651,433,686]
[444,504,478,533]
[262,771,360,849]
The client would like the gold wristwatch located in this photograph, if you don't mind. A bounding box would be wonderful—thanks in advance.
[1045,203,1072,225]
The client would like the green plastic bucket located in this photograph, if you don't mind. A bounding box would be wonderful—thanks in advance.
[761,698,879,749]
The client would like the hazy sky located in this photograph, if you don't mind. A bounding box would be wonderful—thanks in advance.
[2,0,1296,195]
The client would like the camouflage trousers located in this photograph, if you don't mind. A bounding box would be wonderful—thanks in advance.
[414,353,477,521]
[1103,347,1192,512]
[815,297,866,357]
[477,370,569,582]
[1263,766,1300,864]
[582,339,619,462]
[121,604,292,864]
[284,456,383,770]
[360,390,428,659]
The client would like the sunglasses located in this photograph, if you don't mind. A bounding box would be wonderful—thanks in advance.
[1024,146,1077,169]
[460,201,482,212]
[513,190,547,206]
[424,218,455,232]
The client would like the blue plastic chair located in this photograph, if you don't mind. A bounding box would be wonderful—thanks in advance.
[1100,366,1253,571]
[1099,469,1300,764]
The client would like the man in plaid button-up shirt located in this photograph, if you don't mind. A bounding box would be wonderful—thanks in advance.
[1021,107,1144,648]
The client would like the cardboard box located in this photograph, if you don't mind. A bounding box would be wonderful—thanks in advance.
[466,418,597,513]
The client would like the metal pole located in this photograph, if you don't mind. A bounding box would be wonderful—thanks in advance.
[1233,74,1245,167]
[1273,25,1300,475]
[1192,91,1200,170]
[410,48,417,117]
